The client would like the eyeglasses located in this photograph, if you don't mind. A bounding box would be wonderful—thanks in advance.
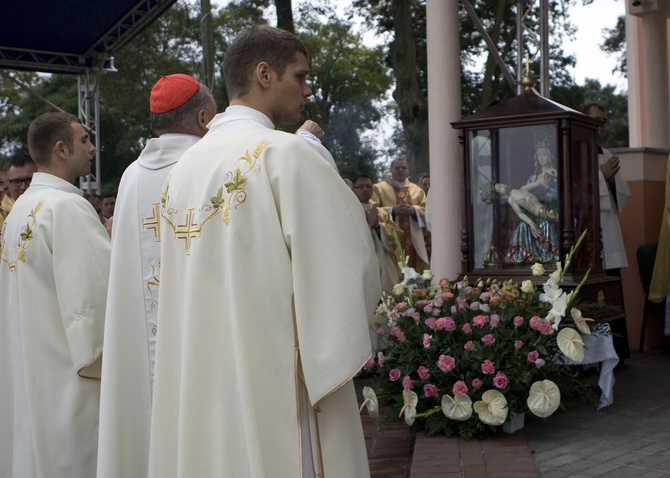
[8,177,32,187]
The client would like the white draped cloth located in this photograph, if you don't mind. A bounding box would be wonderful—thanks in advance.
[0,173,110,477]
[148,108,380,478]
[97,133,200,478]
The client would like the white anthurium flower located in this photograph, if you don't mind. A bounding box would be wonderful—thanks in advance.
[557,327,585,363]
[531,263,545,277]
[441,393,473,421]
[521,280,534,294]
[401,267,420,285]
[421,269,434,282]
[473,390,508,426]
[527,380,561,418]
[359,386,380,418]
[398,390,418,425]
[570,308,593,335]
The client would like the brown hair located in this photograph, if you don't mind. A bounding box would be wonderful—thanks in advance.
[223,25,308,100]
[27,112,80,166]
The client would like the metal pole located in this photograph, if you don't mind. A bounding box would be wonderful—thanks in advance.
[200,0,215,91]
[516,1,524,95]
[540,0,550,97]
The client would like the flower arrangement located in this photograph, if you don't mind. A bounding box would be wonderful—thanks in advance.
[360,231,596,439]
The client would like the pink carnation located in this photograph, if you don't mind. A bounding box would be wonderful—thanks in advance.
[529,316,553,335]
[472,315,487,327]
[389,368,401,381]
[452,380,468,395]
[437,354,456,372]
[423,383,438,397]
[514,340,523,349]
[481,334,495,345]
[444,318,456,331]
[402,375,414,391]
[435,317,447,330]
[528,351,539,363]
[457,297,468,309]
[377,352,384,367]
[481,359,495,375]
[513,315,524,327]
[472,378,483,389]
[462,323,472,334]
[422,333,432,349]
[425,318,437,329]
[464,340,475,351]
[417,365,430,380]
[376,327,385,336]
[411,312,421,321]
[493,371,509,389]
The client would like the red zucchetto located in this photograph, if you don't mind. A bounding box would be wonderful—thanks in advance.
[150,74,200,114]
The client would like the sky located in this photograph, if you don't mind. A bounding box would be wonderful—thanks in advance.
[565,0,626,91]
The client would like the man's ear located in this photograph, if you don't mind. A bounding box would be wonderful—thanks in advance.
[256,62,272,89]
[52,140,69,160]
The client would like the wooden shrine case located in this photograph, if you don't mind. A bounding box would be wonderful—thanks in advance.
[451,86,627,355]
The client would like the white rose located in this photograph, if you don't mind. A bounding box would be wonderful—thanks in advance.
[521,280,535,294]
[530,263,545,277]
[421,269,434,282]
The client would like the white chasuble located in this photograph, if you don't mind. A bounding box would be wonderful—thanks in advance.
[97,133,200,478]
[0,173,110,478]
[148,108,381,478]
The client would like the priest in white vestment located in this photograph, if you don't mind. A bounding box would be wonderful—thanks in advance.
[148,26,380,478]
[97,74,217,478]
[0,112,109,478]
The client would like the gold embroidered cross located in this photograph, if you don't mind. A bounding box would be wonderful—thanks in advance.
[142,202,161,242]
[174,208,200,255]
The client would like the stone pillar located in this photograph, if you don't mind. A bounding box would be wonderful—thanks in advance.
[426,0,462,280]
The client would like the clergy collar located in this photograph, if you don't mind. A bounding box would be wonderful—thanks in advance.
[210,105,275,130]
[30,172,84,196]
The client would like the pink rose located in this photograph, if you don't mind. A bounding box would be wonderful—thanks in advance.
[437,354,456,372]
[389,311,398,321]
[481,334,495,345]
[444,318,456,331]
[440,292,454,301]
[513,315,524,327]
[423,383,438,397]
[377,352,384,367]
[425,318,437,329]
[402,375,414,390]
[490,295,502,306]
[417,365,430,380]
[528,351,539,363]
[434,298,444,307]
[363,356,374,371]
[422,333,432,349]
[395,302,409,313]
[472,378,483,389]
[457,297,468,309]
[389,368,401,381]
[493,371,509,389]
[412,289,427,299]
[452,380,468,395]
[464,340,475,351]
[481,359,495,375]
[423,304,433,314]
[472,315,487,327]
[489,314,500,327]
[435,317,447,330]
[529,316,553,335]
[391,326,406,342]
[462,323,472,334]
[535,358,546,368]
[502,290,516,301]
[514,340,523,349]
[411,312,421,321]
[376,327,385,336]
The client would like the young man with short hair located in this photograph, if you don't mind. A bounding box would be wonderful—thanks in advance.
[0,112,110,477]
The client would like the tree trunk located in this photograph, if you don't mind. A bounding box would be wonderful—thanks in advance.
[389,0,429,176]
[275,0,295,34]
[480,0,508,109]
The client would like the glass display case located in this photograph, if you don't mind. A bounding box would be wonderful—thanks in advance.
[452,88,603,282]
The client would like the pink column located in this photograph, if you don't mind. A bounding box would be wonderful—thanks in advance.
[426,0,462,280]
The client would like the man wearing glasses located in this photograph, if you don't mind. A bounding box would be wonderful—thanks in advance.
[6,154,37,201]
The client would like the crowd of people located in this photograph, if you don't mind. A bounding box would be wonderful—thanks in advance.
[0,24,631,478]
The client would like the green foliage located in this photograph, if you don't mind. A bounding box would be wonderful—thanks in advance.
[601,15,626,77]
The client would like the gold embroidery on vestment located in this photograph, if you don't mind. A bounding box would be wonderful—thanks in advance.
[1,200,44,271]
[161,140,267,254]
[142,202,162,241]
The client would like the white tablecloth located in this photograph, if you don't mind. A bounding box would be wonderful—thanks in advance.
[563,323,619,409]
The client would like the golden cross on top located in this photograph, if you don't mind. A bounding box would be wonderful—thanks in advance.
[142,202,162,242]
[174,208,201,255]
